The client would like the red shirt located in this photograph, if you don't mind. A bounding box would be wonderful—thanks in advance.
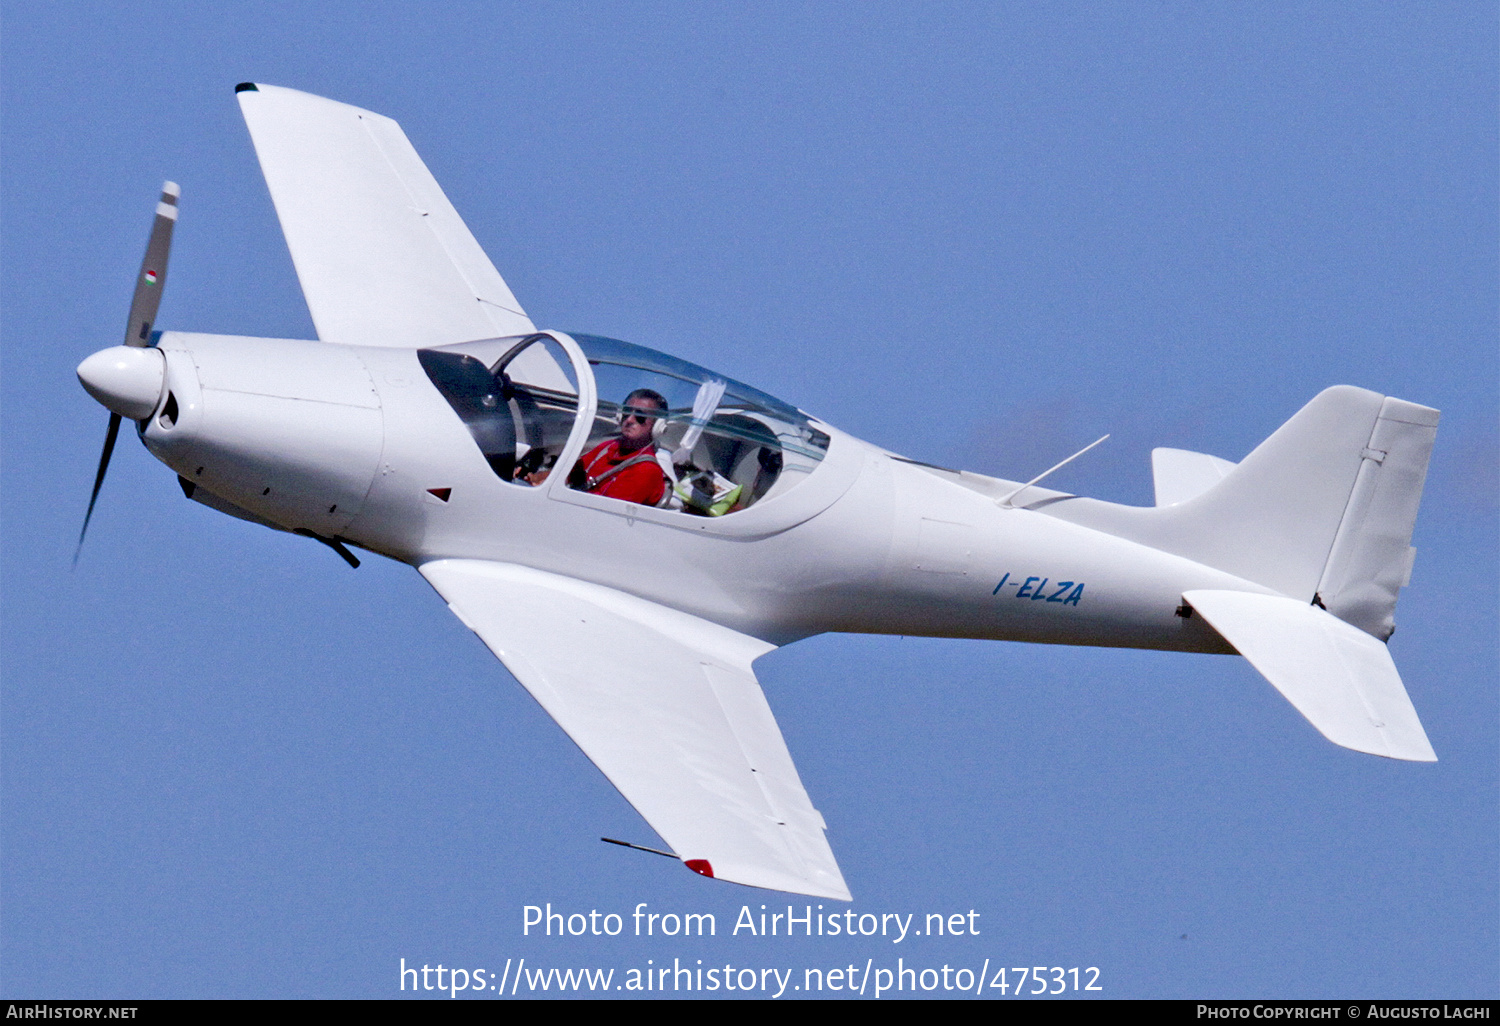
[578,439,668,506]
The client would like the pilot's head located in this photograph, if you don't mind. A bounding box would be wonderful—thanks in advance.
[618,388,667,451]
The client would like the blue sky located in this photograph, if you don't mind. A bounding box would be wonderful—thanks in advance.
[3,1,1495,999]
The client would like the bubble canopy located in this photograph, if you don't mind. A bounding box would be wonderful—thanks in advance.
[418,332,830,516]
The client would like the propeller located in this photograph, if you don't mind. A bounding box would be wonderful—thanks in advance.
[74,182,179,566]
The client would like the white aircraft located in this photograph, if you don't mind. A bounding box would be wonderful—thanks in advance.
[75,84,1438,902]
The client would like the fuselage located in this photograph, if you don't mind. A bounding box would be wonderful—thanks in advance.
[138,330,1259,652]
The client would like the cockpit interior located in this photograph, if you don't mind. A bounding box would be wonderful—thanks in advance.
[419,332,830,517]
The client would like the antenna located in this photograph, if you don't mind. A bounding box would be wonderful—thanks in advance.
[602,837,678,860]
[997,434,1110,508]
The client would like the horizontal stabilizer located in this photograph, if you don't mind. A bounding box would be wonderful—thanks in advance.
[1152,447,1236,506]
[1184,589,1435,762]
[420,559,850,899]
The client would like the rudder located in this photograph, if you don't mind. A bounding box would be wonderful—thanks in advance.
[1313,397,1438,639]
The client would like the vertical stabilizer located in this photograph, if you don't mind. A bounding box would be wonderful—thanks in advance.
[1035,387,1385,604]
[1032,387,1438,643]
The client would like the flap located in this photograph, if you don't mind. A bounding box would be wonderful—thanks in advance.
[420,558,851,899]
[237,83,534,347]
[1184,589,1435,762]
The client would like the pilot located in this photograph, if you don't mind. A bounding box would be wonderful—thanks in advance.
[568,388,672,507]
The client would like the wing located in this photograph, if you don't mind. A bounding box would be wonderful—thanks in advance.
[420,558,851,900]
[236,83,534,347]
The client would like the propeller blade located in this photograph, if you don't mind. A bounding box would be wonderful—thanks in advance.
[122,181,179,347]
[74,412,122,568]
[76,183,179,567]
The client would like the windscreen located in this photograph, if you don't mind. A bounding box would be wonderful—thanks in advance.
[418,334,580,483]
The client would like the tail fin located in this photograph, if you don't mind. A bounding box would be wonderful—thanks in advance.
[1035,386,1438,638]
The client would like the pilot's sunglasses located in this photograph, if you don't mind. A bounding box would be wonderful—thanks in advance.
[622,409,660,423]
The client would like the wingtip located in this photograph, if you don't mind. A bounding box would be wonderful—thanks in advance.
[1394,742,1438,763]
[234,82,258,94]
